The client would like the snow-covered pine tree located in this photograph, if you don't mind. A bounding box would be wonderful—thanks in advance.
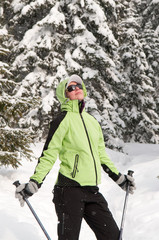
[139,0,159,142]
[115,0,159,143]
[0,14,38,168]
[3,0,64,135]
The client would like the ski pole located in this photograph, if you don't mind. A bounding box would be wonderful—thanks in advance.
[13,180,51,240]
[118,170,134,240]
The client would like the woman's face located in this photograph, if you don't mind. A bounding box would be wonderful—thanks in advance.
[66,81,84,101]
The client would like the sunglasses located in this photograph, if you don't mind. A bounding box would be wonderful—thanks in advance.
[66,84,83,92]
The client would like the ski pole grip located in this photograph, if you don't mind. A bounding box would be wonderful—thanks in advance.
[128,170,134,177]
[13,180,26,199]
[13,180,21,188]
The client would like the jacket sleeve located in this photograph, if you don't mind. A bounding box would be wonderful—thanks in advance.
[30,112,67,185]
[98,124,120,181]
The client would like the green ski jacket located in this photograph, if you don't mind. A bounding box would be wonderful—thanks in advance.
[30,79,119,186]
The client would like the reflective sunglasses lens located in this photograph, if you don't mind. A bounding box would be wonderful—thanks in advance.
[67,84,83,92]
[67,85,76,92]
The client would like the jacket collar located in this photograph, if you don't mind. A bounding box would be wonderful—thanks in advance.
[61,99,85,113]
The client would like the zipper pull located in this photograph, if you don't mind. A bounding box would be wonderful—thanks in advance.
[71,154,79,178]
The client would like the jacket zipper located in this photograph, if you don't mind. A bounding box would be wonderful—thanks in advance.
[80,114,98,185]
[71,154,79,178]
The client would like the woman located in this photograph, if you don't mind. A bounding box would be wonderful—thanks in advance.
[15,74,135,240]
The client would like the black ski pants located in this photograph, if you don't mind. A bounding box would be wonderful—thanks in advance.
[53,186,120,240]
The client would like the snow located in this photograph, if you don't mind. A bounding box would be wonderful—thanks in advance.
[39,3,66,28]
[17,2,66,51]
[11,0,25,13]
[152,0,159,4]
[73,30,96,47]
[42,90,55,113]
[0,143,159,240]
[0,27,8,36]
[73,16,85,31]
[65,49,82,71]
[82,68,98,79]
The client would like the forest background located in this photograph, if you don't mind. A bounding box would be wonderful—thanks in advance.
[0,0,159,168]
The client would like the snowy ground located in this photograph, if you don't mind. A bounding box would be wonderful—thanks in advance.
[0,142,159,240]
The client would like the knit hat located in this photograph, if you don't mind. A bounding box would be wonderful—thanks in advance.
[66,74,83,89]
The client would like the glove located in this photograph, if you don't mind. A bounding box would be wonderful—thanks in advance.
[116,174,136,194]
[15,181,38,207]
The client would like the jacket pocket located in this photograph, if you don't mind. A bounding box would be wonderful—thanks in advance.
[71,154,79,178]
